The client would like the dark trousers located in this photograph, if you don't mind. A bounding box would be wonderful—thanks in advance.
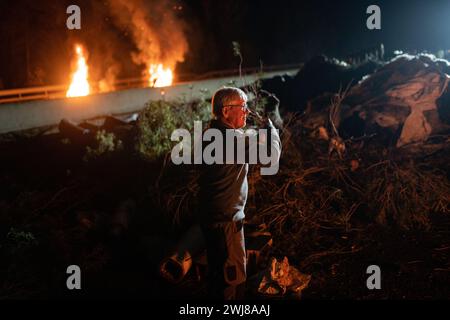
[200,220,246,300]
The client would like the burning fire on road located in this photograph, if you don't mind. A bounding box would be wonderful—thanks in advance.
[149,64,173,88]
[66,44,174,98]
[64,1,185,98]
[66,44,90,98]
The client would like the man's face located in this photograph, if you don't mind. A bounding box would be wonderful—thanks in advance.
[221,98,249,129]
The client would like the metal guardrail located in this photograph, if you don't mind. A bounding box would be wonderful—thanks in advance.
[0,84,68,103]
[0,63,302,104]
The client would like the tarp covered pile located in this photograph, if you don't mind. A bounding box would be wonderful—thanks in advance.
[342,54,450,147]
[265,53,450,147]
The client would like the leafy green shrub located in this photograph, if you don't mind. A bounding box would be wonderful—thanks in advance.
[5,227,38,253]
[136,99,210,160]
[83,130,123,162]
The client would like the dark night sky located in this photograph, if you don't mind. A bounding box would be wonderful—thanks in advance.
[1,0,450,89]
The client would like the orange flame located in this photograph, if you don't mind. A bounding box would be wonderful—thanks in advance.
[149,64,173,87]
[66,45,90,97]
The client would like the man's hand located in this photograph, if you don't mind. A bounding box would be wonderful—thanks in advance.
[257,115,274,129]
[248,109,273,129]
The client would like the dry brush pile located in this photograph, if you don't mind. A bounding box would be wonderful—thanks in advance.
[149,97,450,269]
[247,113,450,263]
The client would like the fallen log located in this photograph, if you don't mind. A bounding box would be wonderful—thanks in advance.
[102,116,129,131]
[58,118,93,145]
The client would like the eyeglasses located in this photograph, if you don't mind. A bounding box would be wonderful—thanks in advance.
[223,103,249,112]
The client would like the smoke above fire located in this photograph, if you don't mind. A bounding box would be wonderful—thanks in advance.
[107,0,188,84]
